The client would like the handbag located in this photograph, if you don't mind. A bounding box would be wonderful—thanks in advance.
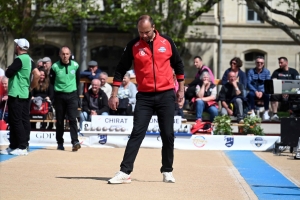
[30,101,49,115]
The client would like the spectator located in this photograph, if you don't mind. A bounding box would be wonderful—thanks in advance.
[0,77,9,123]
[37,58,43,68]
[219,71,246,123]
[80,60,102,81]
[0,38,40,156]
[42,57,52,74]
[185,56,215,102]
[110,73,137,115]
[270,57,299,121]
[80,79,109,130]
[193,71,218,124]
[247,56,271,120]
[30,68,54,129]
[49,46,81,152]
[99,72,112,98]
[108,15,184,184]
[221,57,247,88]
[127,69,136,78]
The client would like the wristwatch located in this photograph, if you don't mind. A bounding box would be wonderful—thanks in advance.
[235,87,239,91]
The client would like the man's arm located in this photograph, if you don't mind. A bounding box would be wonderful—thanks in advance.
[5,58,22,78]
[247,69,257,92]
[49,68,56,86]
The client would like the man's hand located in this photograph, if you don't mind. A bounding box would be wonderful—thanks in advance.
[255,91,263,99]
[227,108,233,116]
[2,96,8,101]
[90,110,97,115]
[177,90,184,104]
[108,96,119,111]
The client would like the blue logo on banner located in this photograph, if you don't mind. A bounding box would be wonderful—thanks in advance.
[224,136,234,147]
[98,134,107,145]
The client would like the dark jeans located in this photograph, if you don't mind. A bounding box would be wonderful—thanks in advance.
[120,89,175,174]
[55,91,79,145]
[247,91,270,110]
[8,96,30,150]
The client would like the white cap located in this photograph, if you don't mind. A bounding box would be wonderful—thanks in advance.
[14,38,30,50]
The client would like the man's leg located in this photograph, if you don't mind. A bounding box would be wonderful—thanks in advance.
[55,94,67,145]
[247,91,256,111]
[21,98,31,148]
[120,92,154,174]
[7,96,19,149]
[155,90,175,173]
[235,98,244,120]
[221,107,228,116]
[80,111,89,130]
[262,92,270,111]
[66,92,80,145]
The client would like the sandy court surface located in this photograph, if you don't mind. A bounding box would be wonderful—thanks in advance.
[0,146,258,200]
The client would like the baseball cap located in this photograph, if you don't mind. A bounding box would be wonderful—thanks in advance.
[42,57,51,63]
[88,60,98,66]
[14,38,30,50]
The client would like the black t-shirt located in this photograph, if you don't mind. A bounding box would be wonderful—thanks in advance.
[271,67,299,80]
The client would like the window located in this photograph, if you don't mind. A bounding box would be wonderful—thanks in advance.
[247,3,264,23]
[91,45,124,76]
[31,44,60,64]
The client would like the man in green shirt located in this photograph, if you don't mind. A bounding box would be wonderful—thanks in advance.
[49,46,81,151]
[0,38,40,156]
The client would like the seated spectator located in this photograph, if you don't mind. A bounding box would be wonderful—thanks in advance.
[270,57,299,121]
[221,57,247,88]
[219,71,246,123]
[99,72,112,98]
[42,57,52,74]
[37,58,43,68]
[80,60,101,80]
[0,77,8,122]
[80,79,109,130]
[185,56,215,102]
[247,56,271,120]
[31,68,54,129]
[193,72,218,123]
[110,73,137,116]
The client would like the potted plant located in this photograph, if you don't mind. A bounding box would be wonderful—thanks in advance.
[213,115,233,135]
[242,116,264,136]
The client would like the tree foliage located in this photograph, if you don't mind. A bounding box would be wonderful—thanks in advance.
[101,0,220,53]
[0,0,101,44]
[246,0,300,45]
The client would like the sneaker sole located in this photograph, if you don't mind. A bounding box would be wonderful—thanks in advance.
[108,179,131,184]
[163,179,175,183]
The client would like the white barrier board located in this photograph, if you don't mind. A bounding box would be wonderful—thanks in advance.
[0,130,280,151]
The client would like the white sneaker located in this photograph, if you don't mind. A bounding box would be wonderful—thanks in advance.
[263,112,270,121]
[271,114,279,121]
[108,171,131,184]
[249,111,255,117]
[162,172,175,183]
[9,148,28,156]
[0,147,14,155]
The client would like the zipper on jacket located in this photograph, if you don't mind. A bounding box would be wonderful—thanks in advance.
[148,40,156,92]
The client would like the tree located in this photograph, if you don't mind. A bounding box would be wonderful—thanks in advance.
[246,0,300,45]
[100,0,220,54]
[0,0,101,43]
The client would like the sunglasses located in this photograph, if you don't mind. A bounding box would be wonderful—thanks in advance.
[256,62,264,65]
[231,62,237,65]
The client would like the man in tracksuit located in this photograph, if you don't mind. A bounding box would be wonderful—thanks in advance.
[108,15,185,184]
[49,46,81,152]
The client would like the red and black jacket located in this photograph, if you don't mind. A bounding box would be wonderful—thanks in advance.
[113,30,184,92]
